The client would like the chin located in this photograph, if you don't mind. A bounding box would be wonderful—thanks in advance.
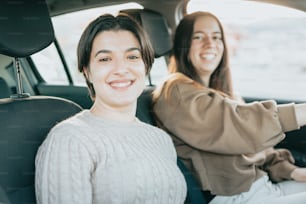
[113,97,137,107]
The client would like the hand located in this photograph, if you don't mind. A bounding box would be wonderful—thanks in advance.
[291,168,306,182]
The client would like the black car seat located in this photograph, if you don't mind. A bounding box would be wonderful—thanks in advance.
[120,8,208,204]
[120,8,173,126]
[0,0,82,203]
[0,185,11,204]
[0,77,11,99]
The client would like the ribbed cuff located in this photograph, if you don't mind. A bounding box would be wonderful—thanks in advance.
[277,103,299,132]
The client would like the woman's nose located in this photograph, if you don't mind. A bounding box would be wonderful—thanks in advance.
[113,60,129,75]
[203,37,214,47]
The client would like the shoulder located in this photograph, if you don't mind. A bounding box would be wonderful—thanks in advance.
[41,110,95,148]
[137,121,173,142]
[163,73,197,91]
[49,110,88,135]
[36,111,96,163]
[139,121,167,134]
[153,73,195,102]
[157,75,216,106]
[162,73,209,94]
[137,119,163,132]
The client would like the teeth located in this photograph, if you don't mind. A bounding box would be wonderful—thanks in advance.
[110,81,132,88]
[201,54,215,60]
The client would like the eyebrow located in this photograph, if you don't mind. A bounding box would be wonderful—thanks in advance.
[94,47,141,57]
[193,31,221,35]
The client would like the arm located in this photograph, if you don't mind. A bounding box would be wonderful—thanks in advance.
[295,103,306,127]
[260,147,306,182]
[154,77,299,155]
[291,168,306,182]
[35,125,94,204]
[261,148,297,182]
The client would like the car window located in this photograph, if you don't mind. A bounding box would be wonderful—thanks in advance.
[187,0,306,101]
[31,43,69,84]
[32,2,168,86]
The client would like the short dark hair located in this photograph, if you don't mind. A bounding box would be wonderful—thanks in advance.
[77,13,154,99]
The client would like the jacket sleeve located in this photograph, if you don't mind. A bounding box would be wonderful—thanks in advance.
[154,80,299,155]
[261,148,297,182]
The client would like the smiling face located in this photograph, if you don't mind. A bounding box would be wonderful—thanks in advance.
[189,15,224,85]
[86,30,146,114]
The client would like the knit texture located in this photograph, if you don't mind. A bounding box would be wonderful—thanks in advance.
[35,110,187,204]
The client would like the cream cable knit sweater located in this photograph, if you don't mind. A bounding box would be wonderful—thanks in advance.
[35,110,187,204]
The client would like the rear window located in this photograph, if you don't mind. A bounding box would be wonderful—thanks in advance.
[187,0,306,101]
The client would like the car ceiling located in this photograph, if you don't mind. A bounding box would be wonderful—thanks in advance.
[249,0,306,12]
[45,0,183,29]
[46,0,181,16]
[45,0,306,30]
[46,0,306,15]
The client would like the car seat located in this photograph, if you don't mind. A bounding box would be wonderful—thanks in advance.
[0,0,82,203]
[0,77,11,99]
[121,8,208,204]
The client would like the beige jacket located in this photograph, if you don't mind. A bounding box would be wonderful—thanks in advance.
[153,73,299,196]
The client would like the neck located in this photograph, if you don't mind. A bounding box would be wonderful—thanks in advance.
[199,74,211,87]
[90,101,137,123]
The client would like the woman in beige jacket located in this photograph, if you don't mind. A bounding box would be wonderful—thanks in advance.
[153,11,306,204]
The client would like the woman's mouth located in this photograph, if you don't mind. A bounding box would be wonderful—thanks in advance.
[200,53,216,60]
[109,80,134,89]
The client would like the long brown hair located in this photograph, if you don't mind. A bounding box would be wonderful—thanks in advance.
[169,11,234,98]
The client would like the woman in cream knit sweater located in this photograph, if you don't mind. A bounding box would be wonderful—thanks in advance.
[35,13,187,204]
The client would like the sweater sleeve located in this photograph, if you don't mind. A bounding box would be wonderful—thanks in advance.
[35,124,94,204]
[261,148,297,182]
[154,79,299,155]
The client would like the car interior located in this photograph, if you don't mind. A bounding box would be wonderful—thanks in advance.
[0,1,206,203]
[0,1,83,203]
[0,0,305,203]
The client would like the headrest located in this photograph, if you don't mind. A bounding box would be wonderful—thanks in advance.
[120,9,172,58]
[0,0,54,58]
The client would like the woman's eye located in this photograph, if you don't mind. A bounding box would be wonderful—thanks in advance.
[127,55,140,60]
[192,35,203,41]
[213,36,222,41]
[99,57,111,62]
